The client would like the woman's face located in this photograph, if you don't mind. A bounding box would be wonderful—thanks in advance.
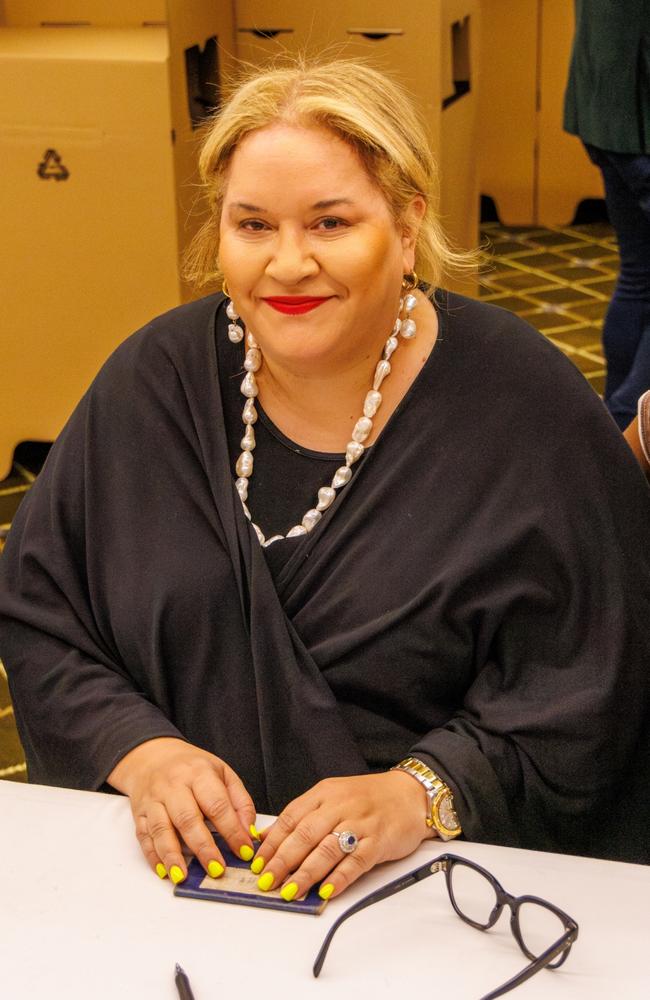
[219,123,420,376]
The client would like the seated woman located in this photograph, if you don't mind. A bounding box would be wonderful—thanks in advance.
[1,60,649,902]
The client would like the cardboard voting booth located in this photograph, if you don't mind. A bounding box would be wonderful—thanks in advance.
[0,3,235,478]
[478,0,602,226]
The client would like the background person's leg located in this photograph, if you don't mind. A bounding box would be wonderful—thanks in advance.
[585,146,650,429]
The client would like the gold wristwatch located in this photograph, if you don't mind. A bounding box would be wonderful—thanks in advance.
[392,756,462,841]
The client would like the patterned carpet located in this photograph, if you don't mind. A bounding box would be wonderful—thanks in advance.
[0,219,617,783]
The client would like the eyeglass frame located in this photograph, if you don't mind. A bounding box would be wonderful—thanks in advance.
[313,852,579,1000]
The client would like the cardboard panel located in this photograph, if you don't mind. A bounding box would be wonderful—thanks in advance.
[478,0,602,227]
[166,0,236,302]
[235,1,329,64]
[0,4,239,474]
[0,27,178,476]
[537,0,602,225]
[1,2,166,26]
[439,0,479,294]
[477,0,538,226]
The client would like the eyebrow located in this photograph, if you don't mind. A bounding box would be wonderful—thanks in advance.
[228,198,355,213]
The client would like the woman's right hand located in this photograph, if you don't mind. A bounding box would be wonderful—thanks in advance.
[107,737,257,883]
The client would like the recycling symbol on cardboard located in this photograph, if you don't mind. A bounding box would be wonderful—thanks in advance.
[37,149,70,181]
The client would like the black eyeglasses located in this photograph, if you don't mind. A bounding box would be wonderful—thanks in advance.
[313,853,578,1000]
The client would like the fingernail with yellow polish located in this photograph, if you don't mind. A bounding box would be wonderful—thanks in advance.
[319,883,335,900]
[250,856,265,875]
[281,882,299,902]
[239,845,254,862]
[249,823,261,840]
[208,860,225,879]
[258,872,275,892]
[170,865,185,885]
[155,863,168,880]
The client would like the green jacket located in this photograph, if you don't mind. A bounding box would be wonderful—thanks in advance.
[564,0,650,153]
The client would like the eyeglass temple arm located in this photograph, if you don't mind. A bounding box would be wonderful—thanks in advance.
[312,859,443,977]
[479,927,578,1000]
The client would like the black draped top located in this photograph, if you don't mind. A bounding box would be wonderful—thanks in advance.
[1,291,649,863]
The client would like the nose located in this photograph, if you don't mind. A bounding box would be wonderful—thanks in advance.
[264,225,319,285]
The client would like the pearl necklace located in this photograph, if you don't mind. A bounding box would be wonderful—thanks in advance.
[227,293,418,547]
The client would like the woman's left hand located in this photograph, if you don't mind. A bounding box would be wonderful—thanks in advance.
[250,771,436,901]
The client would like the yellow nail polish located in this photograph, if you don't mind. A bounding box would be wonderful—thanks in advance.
[170,865,185,885]
[250,856,265,875]
[249,823,261,840]
[239,845,254,862]
[155,863,167,879]
[208,860,225,879]
[281,882,299,902]
[257,872,275,892]
[319,883,335,900]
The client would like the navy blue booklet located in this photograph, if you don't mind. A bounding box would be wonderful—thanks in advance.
[173,833,327,915]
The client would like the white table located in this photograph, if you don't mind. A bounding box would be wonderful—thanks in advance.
[1,780,648,998]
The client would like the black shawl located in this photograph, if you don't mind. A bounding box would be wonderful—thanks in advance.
[1,292,649,863]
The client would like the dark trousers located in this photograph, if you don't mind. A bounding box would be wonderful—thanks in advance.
[585,144,650,430]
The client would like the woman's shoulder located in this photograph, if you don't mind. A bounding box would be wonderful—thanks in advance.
[439,289,550,345]
[89,292,225,395]
[434,289,617,438]
[437,292,584,381]
[111,292,224,364]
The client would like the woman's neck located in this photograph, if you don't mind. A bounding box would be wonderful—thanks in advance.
[253,294,439,453]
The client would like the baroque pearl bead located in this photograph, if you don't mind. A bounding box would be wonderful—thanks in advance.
[286,525,308,537]
[263,535,284,547]
[226,300,238,321]
[373,360,391,390]
[241,425,256,451]
[236,450,253,477]
[352,417,373,443]
[302,509,322,531]
[405,293,417,312]
[345,441,365,466]
[235,477,248,501]
[317,486,336,511]
[228,323,244,343]
[247,332,258,350]
[242,502,252,520]
[393,318,402,335]
[363,390,382,418]
[244,348,261,372]
[383,336,398,360]
[332,466,352,489]
[401,318,417,339]
[252,524,265,544]
[242,399,258,424]
[240,372,258,398]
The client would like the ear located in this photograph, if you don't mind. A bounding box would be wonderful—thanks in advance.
[401,195,426,271]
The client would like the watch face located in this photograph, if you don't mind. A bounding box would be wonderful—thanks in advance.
[439,791,461,832]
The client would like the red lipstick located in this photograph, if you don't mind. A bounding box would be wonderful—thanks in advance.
[262,296,331,315]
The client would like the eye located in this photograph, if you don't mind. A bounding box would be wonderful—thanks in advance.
[239,219,269,232]
[315,216,348,231]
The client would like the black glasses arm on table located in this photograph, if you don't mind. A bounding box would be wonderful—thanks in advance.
[313,853,579,1000]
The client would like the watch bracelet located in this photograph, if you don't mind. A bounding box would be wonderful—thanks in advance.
[391,756,462,839]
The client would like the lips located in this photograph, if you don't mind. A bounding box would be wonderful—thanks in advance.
[262,296,332,315]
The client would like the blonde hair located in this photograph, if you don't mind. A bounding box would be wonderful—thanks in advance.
[184,57,478,290]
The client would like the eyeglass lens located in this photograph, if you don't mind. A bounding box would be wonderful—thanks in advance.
[448,859,500,926]
[449,860,568,964]
[516,901,568,966]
